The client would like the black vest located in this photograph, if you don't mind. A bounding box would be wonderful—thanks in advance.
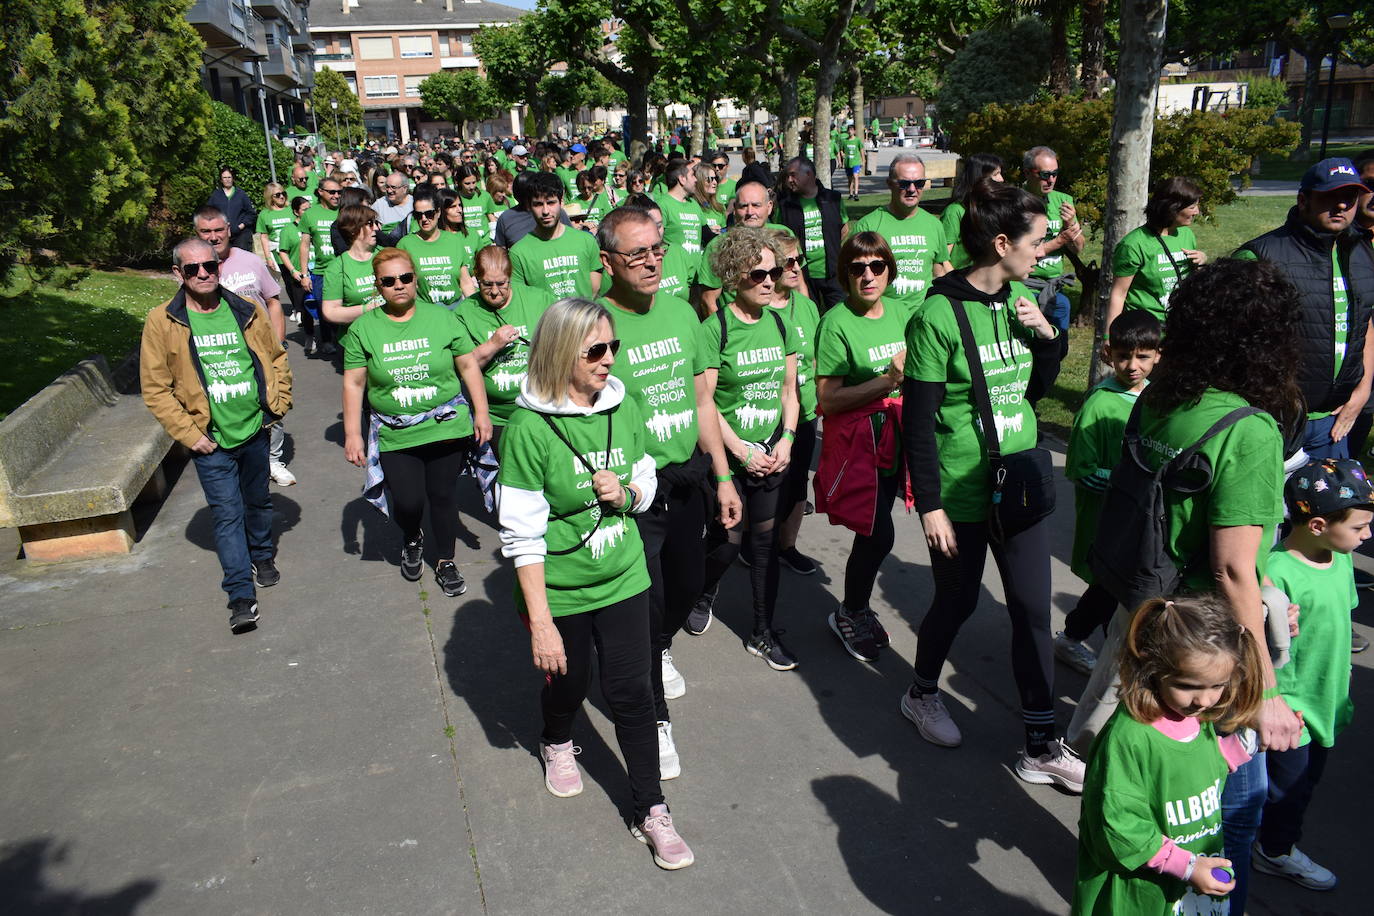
[777,183,844,282]
[1241,209,1374,414]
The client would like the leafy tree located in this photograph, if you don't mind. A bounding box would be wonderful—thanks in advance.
[937,18,1052,125]
[312,66,365,149]
[206,102,294,208]
[0,0,211,283]
[1244,76,1291,111]
[473,18,562,139]
[420,70,501,139]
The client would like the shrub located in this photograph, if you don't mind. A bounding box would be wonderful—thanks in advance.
[950,97,1299,227]
[936,19,1051,125]
[1244,76,1291,111]
[206,101,295,211]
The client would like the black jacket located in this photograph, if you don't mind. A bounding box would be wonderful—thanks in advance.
[208,187,257,243]
[1241,209,1374,414]
[776,182,844,283]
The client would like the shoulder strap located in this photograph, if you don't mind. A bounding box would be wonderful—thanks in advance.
[1167,405,1264,470]
[1151,229,1186,286]
[949,299,1003,460]
[717,306,729,352]
[770,307,787,340]
[539,408,617,554]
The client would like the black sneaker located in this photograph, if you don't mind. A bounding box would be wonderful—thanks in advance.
[435,560,467,597]
[252,557,280,588]
[228,597,259,634]
[867,607,891,649]
[803,500,814,516]
[829,608,880,662]
[778,547,818,575]
[746,629,798,670]
[401,532,424,582]
[684,590,715,636]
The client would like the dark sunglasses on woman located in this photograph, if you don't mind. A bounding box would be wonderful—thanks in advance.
[582,339,622,361]
[746,267,784,284]
[377,272,415,288]
[847,260,888,278]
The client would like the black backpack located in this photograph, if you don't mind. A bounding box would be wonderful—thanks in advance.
[1089,400,1262,612]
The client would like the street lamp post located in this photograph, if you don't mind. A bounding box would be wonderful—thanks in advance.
[330,98,340,154]
[1319,13,1353,159]
[247,56,277,184]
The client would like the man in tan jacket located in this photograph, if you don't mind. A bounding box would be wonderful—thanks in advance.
[141,238,292,634]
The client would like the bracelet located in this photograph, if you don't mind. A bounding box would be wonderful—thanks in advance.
[741,445,754,467]
[621,486,636,512]
[714,473,733,483]
[1183,853,1198,882]
[782,430,795,442]
[1263,686,1281,700]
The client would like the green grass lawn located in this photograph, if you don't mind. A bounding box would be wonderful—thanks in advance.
[1254,141,1368,183]
[0,269,178,418]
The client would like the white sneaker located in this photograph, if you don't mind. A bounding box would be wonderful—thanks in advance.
[1015,738,1086,794]
[661,651,686,700]
[657,720,680,780]
[900,689,962,747]
[269,461,297,486]
[1251,842,1337,890]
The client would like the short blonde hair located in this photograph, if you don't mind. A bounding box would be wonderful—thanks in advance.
[525,298,616,406]
[709,225,784,292]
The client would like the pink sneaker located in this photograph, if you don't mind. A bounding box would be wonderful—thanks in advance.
[540,741,583,797]
[631,804,695,869]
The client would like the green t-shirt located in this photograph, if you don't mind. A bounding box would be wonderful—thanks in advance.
[699,306,796,452]
[397,231,478,306]
[1065,377,1142,582]
[301,204,338,272]
[772,291,820,422]
[1267,546,1356,747]
[658,193,705,256]
[452,284,556,425]
[604,293,711,466]
[906,286,1041,522]
[815,297,911,394]
[255,207,295,252]
[1112,225,1198,321]
[341,301,475,450]
[509,227,602,300]
[577,191,612,225]
[557,166,580,200]
[843,137,863,168]
[716,178,737,209]
[941,201,972,270]
[1073,709,1230,916]
[322,250,381,311]
[658,244,697,303]
[853,206,949,312]
[286,185,312,206]
[276,220,302,276]
[460,190,497,241]
[1030,189,1074,280]
[187,301,262,449]
[1137,389,1283,588]
[800,197,827,279]
[499,398,651,616]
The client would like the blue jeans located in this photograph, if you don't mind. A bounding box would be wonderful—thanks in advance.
[1221,750,1267,915]
[192,430,274,602]
[1302,412,1350,460]
[1048,291,1071,332]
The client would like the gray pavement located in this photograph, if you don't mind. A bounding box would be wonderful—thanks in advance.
[3,314,1373,915]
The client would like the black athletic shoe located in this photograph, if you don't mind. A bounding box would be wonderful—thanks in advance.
[252,558,280,588]
[684,590,715,636]
[778,547,817,575]
[401,532,424,582]
[228,597,259,634]
[435,560,467,597]
[746,629,798,670]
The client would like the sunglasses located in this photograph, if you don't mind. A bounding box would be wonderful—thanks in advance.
[782,256,800,269]
[414,209,438,220]
[321,188,341,195]
[377,272,416,288]
[894,178,927,190]
[847,260,888,278]
[582,339,622,361]
[1037,170,1060,180]
[272,191,286,198]
[745,267,784,284]
[179,260,220,277]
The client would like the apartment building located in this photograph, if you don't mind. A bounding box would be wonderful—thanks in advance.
[186,0,316,130]
[311,0,525,141]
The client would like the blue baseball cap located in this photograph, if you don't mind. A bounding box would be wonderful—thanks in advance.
[1299,157,1365,194]
[571,143,587,154]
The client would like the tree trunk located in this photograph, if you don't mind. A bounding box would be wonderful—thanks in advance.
[623,79,651,151]
[690,102,706,158]
[1081,0,1106,99]
[813,55,844,185]
[1049,1,1072,96]
[851,64,865,144]
[1093,0,1169,383]
[777,65,800,160]
[1293,47,1325,158]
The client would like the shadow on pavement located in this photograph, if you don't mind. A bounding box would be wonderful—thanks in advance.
[0,838,158,914]
[185,494,301,554]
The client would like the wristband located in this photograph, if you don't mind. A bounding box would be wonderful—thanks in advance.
[1183,853,1198,882]
[621,486,636,512]
[714,473,733,483]
[1262,686,1281,700]
[782,430,795,442]
[742,445,754,467]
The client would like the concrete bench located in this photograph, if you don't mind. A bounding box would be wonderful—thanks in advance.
[0,357,173,561]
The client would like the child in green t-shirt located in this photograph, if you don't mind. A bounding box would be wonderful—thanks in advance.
[1073,594,1265,915]
[1056,311,1162,675]
[1253,457,1373,891]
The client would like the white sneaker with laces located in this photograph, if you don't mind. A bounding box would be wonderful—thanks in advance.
[900,689,962,747]
[1014,738,1085,793]
[657,720,680,780]
[661,651,686,700]
[269,461,297,486]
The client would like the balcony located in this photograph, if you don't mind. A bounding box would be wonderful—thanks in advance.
[249,0,292,19]
[261,43,300,83]
[186,0,264,54]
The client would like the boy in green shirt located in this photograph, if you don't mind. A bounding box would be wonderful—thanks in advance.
[509,171,603,300]
[1254,457,1373,891]
[1056,311,1161,675]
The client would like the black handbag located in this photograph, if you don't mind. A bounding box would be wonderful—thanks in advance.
[950,300,1056,543]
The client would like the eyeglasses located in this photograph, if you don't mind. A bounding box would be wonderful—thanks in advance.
[582,339,621,361]
[1037,169,1060,180]
[377,272,416,288]
[179,260,220,277]
[609,242,668,266]
[894,178,927,190]
[847,260,888,278]
[745,266,784,284]
[414,209,438,220]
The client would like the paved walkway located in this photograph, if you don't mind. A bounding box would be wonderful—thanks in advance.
[3,301,1372,914]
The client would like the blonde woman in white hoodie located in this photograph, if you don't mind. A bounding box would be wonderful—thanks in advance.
[497,297,694,870]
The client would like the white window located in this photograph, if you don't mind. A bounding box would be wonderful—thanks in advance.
[438,35,451,56]
[314,39,328,54]
[398,36,434,59]
[404,75,426,96]
[344,76,358,95]
[365,75,400,99]
[357,37,393,60]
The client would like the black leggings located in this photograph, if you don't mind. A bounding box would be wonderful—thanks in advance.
[777,418,818,523]
[843,471,901,613]
[541,591,663,821]
[912,518,1056,745]
[279,267,315,335]
[639,476,708,722]
[702,471,784,634]
[1062,583,1117,642]
[378,437,472,560]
